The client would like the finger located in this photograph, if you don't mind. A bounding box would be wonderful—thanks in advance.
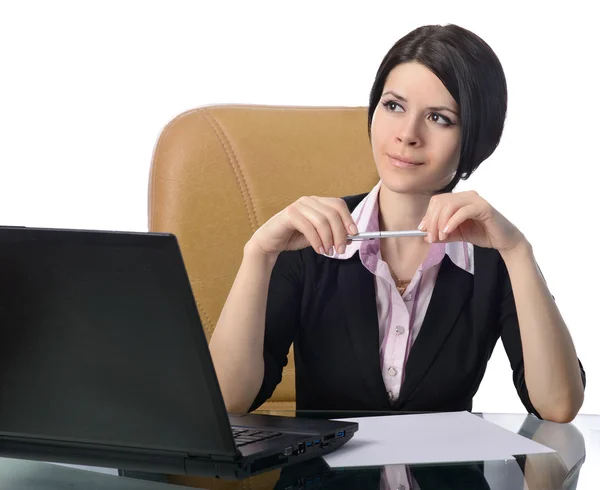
[308,198,351,254]
[437,202,463,241]
[286,205,326,254]
[442,204,480,238]
[295,200,336,255]
[320,197,358,236]
[424,197,444,244]
[428,192,477,242]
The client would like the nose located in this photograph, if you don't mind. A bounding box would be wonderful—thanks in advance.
[396,116,421,147]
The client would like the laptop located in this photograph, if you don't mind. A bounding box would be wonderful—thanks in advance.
[0,226,358,479]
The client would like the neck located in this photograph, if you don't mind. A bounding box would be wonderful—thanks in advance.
[378,184,431,232]
[377,185,433,273]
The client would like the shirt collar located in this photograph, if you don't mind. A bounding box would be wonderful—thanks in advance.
[328,180,474,275]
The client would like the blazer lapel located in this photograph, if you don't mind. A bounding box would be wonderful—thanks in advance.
[397,255,474,405]
[338,256,390,408]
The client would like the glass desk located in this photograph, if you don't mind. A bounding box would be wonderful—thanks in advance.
[0,411,597,490]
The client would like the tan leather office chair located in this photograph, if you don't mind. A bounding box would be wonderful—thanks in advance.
[148,105,378,412]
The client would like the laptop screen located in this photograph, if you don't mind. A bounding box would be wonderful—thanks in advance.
[0,227,236,457]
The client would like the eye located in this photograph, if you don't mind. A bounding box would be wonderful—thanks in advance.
[382,100,405,113]
[428,112,454,126]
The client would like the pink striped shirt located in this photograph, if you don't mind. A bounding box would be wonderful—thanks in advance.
[329,181,474,402]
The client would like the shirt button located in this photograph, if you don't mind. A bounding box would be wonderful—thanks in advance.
[395,325,405,335]
[388,391,393,400]
[404,293,413,301]
[388,366,398,377]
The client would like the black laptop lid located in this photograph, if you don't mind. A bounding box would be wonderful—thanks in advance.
[0,227,237,457]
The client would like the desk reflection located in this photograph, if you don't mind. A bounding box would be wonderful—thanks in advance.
[273,415,585,490]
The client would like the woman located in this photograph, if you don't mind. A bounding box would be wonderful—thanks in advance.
[209,24,585,422]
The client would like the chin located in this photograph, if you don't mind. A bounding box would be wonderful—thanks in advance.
[378,167,453,196]
[379,172,434,196]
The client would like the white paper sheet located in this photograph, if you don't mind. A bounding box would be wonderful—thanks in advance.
[323,411,555,467]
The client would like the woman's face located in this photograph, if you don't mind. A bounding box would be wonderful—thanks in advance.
[370,61,461,195]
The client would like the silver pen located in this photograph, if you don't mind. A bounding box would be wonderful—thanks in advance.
[347,230,428,241]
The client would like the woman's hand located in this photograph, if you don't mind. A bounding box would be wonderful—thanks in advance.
[246,196,358,257]
[418,190,526,252]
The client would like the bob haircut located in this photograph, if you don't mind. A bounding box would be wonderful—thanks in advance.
[368,24,508,193]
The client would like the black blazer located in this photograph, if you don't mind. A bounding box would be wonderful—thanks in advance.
[249,194,586,416]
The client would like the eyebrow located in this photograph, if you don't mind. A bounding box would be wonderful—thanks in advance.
[382,90,460,117]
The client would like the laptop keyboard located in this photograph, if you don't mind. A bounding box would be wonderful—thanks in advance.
[232,427,282,447]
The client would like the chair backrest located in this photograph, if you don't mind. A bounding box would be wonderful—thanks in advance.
[148,105,379,409]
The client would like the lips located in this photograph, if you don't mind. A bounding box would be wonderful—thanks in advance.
[387,153,423,168]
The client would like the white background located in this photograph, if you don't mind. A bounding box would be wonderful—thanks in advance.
[1,1,598,417]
